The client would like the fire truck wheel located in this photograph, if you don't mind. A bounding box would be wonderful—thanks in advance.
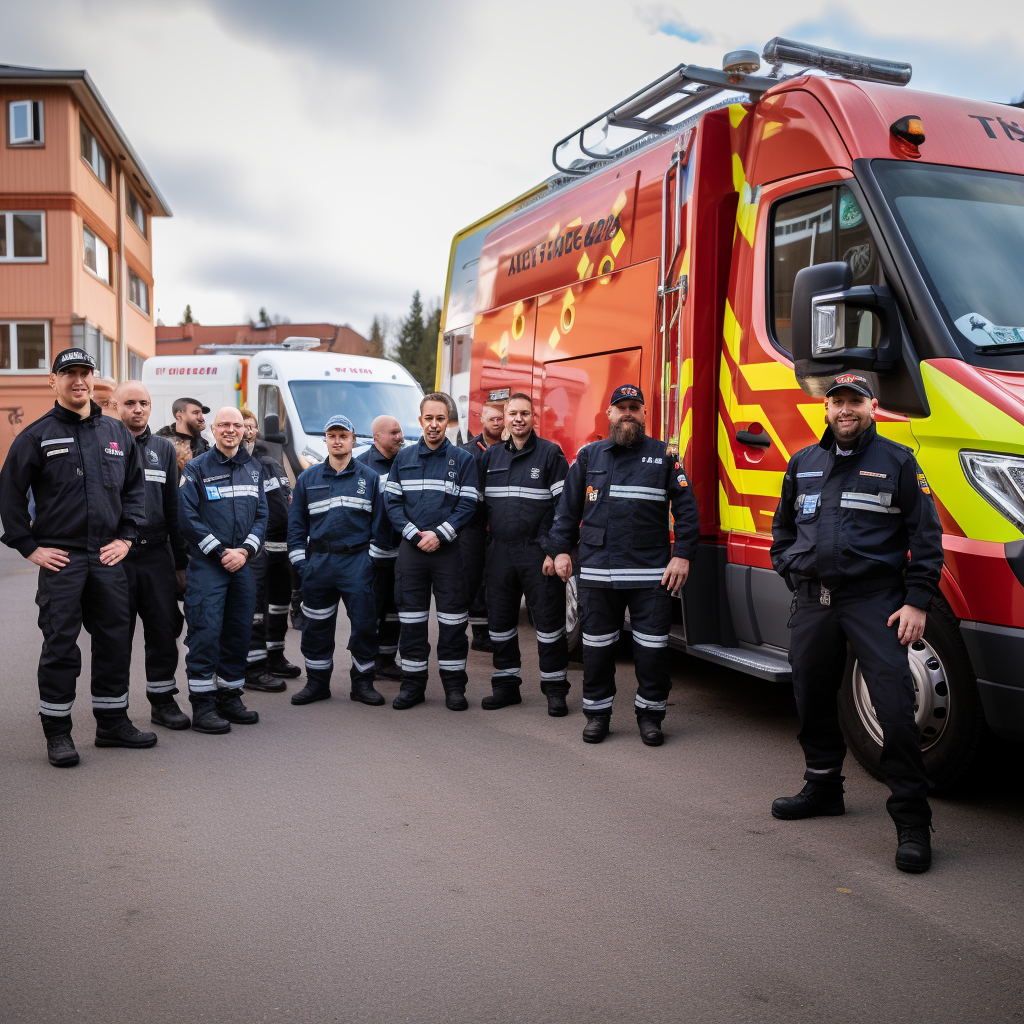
[566,573,583,662]
[838,597,986,793]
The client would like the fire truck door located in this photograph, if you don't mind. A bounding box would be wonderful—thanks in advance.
[469,298,537,423]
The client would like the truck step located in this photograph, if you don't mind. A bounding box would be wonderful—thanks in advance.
[684,644,793,682]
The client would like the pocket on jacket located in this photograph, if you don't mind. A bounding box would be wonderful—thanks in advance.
[580,525,606,547]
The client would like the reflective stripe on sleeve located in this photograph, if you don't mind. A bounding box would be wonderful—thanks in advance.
[264,541,287,553]
[199,534,220,554]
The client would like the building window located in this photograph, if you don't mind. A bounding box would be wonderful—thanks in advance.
[126,188,147,237]
[127,268,150,315]
[128,351,145,380]
[0,321,50,372]
[71,320,115,379]
[0,211,45,261]
[8,100,44,146]
[80,117,111,188]
[83,225,112,285]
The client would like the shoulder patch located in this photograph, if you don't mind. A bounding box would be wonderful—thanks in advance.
[917,471,931,495]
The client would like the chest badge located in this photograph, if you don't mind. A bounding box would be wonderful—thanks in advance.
[586,485,599,503]
[250,469,259,482]
[530,467,540,480]
[357,476,367,495]
[147,450,159,464]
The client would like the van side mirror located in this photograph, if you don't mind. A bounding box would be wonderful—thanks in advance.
[792,261,900,395]
[262,412,286,444]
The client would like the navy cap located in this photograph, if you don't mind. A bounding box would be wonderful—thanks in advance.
[51,348,96,374]
[825,373,874,399]
[324,414,355,433]
[610,384,645,406]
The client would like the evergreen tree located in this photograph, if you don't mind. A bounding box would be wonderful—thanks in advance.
[367,316,386,359]
[394,291,429,391]
[179,304,195,325]
[421,302,441,391]
[258,306,271,327]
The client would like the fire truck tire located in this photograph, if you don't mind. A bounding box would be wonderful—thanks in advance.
[566,572,583,662]
[837,596,985,793]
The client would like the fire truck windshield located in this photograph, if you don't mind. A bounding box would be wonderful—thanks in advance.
[874,161,1024,358]
[288,380,424,438]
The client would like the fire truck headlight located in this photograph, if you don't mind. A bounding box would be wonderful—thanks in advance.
[960,450,1024,534]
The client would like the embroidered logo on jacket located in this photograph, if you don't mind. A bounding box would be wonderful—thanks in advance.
[530,467,540,479]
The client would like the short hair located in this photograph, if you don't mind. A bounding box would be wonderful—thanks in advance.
[420,391,452,416]
[238,406,256,422]
[506,393,533,408]
[172,397,202,416]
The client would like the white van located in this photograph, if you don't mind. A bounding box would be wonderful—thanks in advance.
[142,348,424,475]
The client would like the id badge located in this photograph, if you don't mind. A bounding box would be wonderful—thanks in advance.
[802,493,819,515]
[205,485,222,501]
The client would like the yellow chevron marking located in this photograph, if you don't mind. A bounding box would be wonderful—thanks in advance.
[566,217,582,228]
[679,407,693,459]
[611,229,626,257]
[729,104,747,128]
[717,414,787,495]
[719,480,757,533]
[680,356,693,391]
[548,327,560,350]
[723,300,742,364]
[577,252,591,279]
[739,360,801,391]
[719,361,791,461]
[611,190,628,216]
[798,402,825,436]
[762,120,783,140]
[732,153,758,246]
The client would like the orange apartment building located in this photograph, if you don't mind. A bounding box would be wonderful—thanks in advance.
[0,64,170,460]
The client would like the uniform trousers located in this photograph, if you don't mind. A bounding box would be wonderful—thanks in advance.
[247,545,291,669]
[486,539,569,693]
[460,524,488,633]
[124,539,183,700]
[34,549,132,735]
[789,582,931,827]
[183,556,256,692]
[299,550,378,690]
[395,540,468,693]
[373,556,401,658]
[580,585,672,718]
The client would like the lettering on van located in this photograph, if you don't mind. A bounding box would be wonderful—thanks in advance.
[969,114,1024,142]
[333,367,374,375]
[506,215,621,277]
[153,366,219,376]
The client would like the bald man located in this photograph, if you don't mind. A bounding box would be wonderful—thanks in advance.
[116,382,191,729]
[178,406,268,733]
[355,414,405,680]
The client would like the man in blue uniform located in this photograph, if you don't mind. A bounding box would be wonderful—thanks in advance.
[115,381,190,730]
[0,347,153,767]
[770,373,944,874]
[287,414,387,706]
[479,393,571,715]
[549,385,699,746]
[384,393,478,711]
[355,414,405,682]
[178,406,268,733]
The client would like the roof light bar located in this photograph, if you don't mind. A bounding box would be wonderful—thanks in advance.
[762,37,912,86]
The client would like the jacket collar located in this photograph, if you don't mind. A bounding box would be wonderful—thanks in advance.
[416,436,450,458]
[52,399,102,424]
[135,425,152,444]
[322,456,358,478]
[504,431,537,456]
[212,444,252,466]
[819,421,877,455]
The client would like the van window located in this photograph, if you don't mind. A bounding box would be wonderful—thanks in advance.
[258,384,284,436]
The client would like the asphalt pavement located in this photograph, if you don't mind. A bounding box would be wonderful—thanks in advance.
[1,544,1021,1024]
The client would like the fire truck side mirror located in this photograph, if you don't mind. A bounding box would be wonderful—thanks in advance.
[792,261,900,394]
[262,412,286,444]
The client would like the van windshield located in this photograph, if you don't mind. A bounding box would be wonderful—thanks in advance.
[873,162,1024,356]
[288,380,423,438]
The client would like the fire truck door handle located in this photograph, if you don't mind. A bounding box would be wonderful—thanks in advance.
[736,429,771,449]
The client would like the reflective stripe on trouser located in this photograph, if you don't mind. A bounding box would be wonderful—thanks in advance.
[34,550,132,729]
[460,524,488,630]
[789,584,931,828]
[299,550,378,689]
[485,540,569,693]
[183,557,257,692]
[247,548,292,666]
[124,541,184,700]
[373,557,401,656]
[579,585,672,718]
[395,540,468,691]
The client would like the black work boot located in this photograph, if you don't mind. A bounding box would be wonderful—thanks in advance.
[216,689,259,724]
[267,652,301,678]
[895,825,933,873]
[481,681,522,710]
[350,680,386,706]
[46,734,80,767]
[546,691,569,717]
[291,681,331,705]
[582,714,611,743]
[636,713,665,747]
[245,666,287,693]
[392,687,425,710]
[149,694,191,730]
[95,712,158,749]
[189,694,231,734]
[470,627,494,653]
[444,686,469,711]
[376,656,405,682]
[771,779,846,820]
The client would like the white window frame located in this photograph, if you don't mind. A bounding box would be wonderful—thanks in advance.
[0,210,46,262]
[127,267,150,316]
[8,100,43,146]
[82,224,112,285]
[128,350,145,380]
[126,188,147,238]
[79,117,110,189]
[0,321,51,374]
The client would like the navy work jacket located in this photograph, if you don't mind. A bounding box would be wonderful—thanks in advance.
[133,425,187,568]
[355,443,401,558]
[253,439,291,545]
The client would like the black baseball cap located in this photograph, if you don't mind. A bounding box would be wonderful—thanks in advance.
[172,397,211,415]
[51,348,96,374]
[610,384,645,406]
[825,373,874,399]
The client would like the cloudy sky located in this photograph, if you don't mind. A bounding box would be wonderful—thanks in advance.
[5,0,1023,338]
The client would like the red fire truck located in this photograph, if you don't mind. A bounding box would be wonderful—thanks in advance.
[437,37,1024,786]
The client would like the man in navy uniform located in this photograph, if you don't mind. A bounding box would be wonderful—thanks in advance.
[549,385,699,746]
[479,393,571,715]
[384,393,478,711]
[0,347,153,767]
[355,414,405,682]
[178,406,268,733]
[115,380,191,730]
[770,373,943,874]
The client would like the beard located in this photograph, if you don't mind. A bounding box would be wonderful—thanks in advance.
[609,419,644,447]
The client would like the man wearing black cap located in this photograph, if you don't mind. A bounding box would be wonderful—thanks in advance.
[770,372,944,874]
[0,347,154,767]
[156,397,210,459]
[547,385,699,746]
